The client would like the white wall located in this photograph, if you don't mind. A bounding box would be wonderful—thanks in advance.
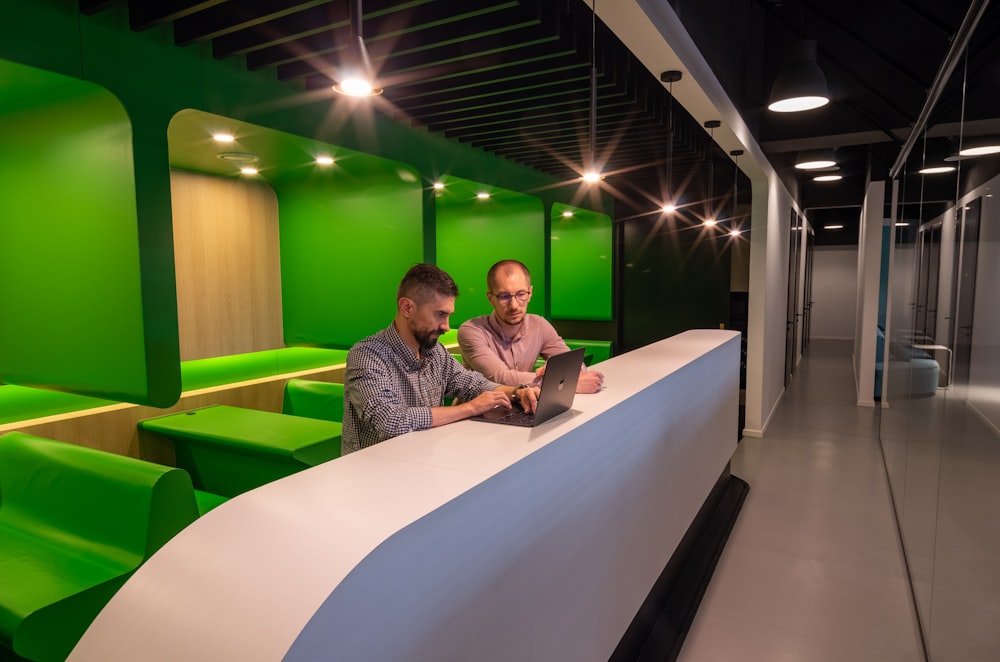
[811,245,858,340]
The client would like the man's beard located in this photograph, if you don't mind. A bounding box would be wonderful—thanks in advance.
[412,325,440,353]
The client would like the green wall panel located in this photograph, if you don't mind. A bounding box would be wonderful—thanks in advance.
[279,171,424,347]
[434,176,545,328]
[0,60,178,406]
[551,203,613,321]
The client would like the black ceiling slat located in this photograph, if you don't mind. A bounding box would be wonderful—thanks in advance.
[250,3,535,73]
[210,0,436,59]
[172,1,332,47]
[127,0,227,33]
[277,20,560,83]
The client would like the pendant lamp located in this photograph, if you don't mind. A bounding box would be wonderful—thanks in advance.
[333,0,383,96]
[768,40,829,113]
[582,0,603,182]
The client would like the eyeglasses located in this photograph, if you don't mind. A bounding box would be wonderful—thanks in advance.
[491,290,531,305]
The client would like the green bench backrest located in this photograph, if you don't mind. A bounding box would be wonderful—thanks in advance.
[0,432,199,561]
[282,379,344,423]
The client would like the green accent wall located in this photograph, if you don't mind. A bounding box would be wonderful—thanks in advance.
[279,173,423,346]
[434,176,545,327]
[0,0,615,415]
[551,203,612,320]
[0,59,179,407]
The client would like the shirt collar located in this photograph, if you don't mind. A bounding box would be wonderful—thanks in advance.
[488,311,526,343]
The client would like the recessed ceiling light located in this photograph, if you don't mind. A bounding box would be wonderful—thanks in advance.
[824,224,844,230]
[813,174,842,182]
[433,182,445,190]
[562,210,573,217]
[796,158,836,170]
[476,192,490,200]
[895,222,910,227]
[917,166,955,175]
[704,218,717,227]
[217,152,258,163]
[316,156,334,166]
[729,229,742,237]
[212,133,235,143]
[662,204,676,213]
[581,170,603,183]
[240,166,258,176]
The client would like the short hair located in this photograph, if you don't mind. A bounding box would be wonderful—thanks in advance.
[486,259,531,291]
[397,263,459,305]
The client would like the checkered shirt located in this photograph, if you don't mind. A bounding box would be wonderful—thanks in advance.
[342,322,499,454]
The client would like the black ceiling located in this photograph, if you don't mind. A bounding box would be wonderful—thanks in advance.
[79,0,1000,245]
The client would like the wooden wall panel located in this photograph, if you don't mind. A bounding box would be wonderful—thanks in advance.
[171,170,284,361]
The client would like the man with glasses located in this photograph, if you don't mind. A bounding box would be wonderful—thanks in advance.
[457,259,604,393]
[343,263,539,455]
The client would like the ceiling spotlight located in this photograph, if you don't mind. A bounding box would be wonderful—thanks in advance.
[704,218,718,227]
[813,174,843,181]
[824,224,844,230]
[918,166,956,175]
[333,0,383,97]
[562,210,574,217]
[212,133,235,143]
[583,0,601,183]
[316,156,334,166]
[729,229,742,237]
[432,181,445,190]
[768,40,830,113]
[795,149,837,170]
[661,204,676,213]
[240,166,258,176]
[476,192,490,200]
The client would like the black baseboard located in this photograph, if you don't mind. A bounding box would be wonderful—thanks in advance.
[610,465,750,662]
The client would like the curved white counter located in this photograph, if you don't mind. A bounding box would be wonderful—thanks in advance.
[70,329,741,662]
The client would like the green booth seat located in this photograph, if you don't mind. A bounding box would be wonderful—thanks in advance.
[0,432,201,662]
[180,347,349,392]
[0,384,117,425]
[138,405,342,498]
[282,379,343,423]
[564,339,612,366]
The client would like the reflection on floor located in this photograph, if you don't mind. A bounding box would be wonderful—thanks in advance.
[677,339,924,662]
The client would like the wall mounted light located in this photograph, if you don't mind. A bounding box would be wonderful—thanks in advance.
[333,0,383,97]
[768,40,830,113]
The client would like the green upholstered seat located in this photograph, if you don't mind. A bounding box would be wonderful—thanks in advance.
[138,405,342,498]
[0,384,115,425]
[564,339,612,365]
[282,379,344,423]
[180,347,348,391]
[0,432,200,662]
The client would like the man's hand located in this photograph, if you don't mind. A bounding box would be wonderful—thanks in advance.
[514,384,540,413]
[465,389,514,416]
[576,369,605,394]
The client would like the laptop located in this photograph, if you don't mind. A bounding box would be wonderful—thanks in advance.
[472,347,585,427]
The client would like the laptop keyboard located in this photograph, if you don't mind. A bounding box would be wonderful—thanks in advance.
[480,404,536,426]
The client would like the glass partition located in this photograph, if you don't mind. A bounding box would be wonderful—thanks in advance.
[879,49,1000,659]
